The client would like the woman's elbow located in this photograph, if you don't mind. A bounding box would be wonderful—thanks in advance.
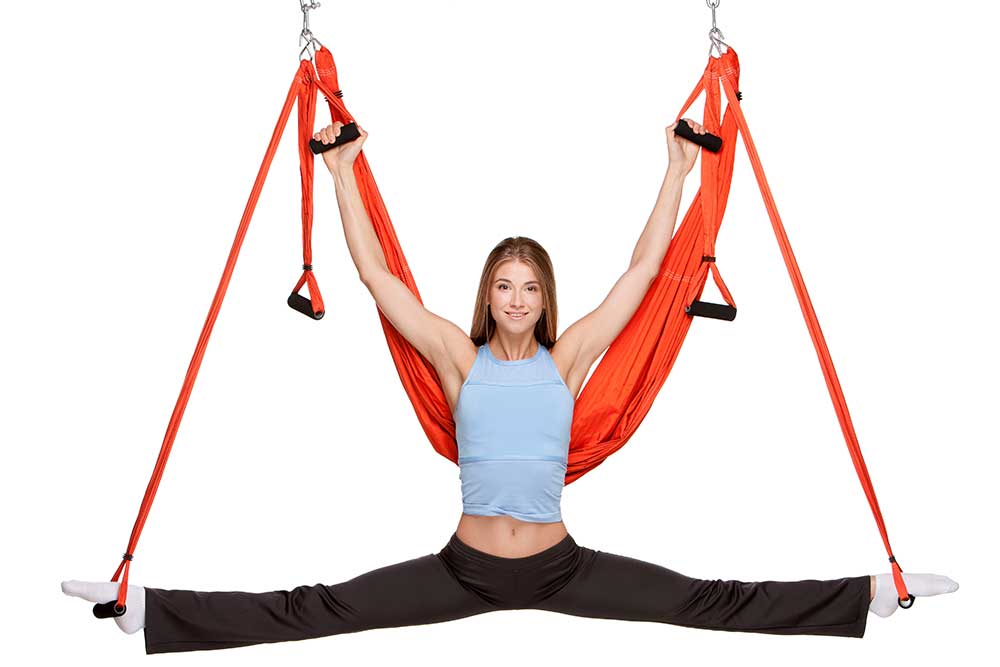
[358,264,384,287]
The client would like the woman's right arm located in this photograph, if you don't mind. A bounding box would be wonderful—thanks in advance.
[329,159,389,280]
[319,123,462,371]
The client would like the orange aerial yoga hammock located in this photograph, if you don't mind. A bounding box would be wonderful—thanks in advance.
[92,43,914,618]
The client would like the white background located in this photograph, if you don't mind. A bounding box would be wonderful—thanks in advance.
[1,1,995,664]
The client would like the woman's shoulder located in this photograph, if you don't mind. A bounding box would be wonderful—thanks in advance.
[440,325,479,385]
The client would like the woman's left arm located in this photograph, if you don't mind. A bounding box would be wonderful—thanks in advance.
[556,119,704,380]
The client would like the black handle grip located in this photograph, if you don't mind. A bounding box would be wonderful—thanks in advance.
[92,601,127,619]
[685,300,737,321]
[288,292,325,320]
[309,122,362,154]
[673,119,723,153]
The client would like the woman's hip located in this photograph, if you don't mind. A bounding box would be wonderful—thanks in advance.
[436,531,594,609]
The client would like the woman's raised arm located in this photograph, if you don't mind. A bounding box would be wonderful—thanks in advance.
[554,119,706,385]
[317,123,459,370]
[628,119,705,272]
[316,122,385,280]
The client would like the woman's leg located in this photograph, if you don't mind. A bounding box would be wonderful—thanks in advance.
[535,546,871,638]
[143,552,495,654]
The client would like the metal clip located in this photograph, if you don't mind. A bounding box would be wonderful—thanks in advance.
[299,0,324,61]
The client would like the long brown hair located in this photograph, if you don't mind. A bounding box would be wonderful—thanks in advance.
[469,236,558,348]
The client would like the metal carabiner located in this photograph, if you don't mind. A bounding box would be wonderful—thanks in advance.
[708,27,730,58]
[299,0,324,61]
[299,31,323,61]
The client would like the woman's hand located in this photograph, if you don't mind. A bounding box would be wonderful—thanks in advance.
[315,121,368,174]
[665,117,706,176]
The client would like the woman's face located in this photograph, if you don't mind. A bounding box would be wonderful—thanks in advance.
[488,260,544,334]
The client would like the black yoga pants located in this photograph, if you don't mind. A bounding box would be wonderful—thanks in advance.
[143,532,870,654]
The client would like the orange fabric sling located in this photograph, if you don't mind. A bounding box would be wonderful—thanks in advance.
[100,46,910,614]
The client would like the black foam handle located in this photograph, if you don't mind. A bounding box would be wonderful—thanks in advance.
[92,601,127,619]
[288,292,325,320]
[673,119,723,153]
[309,122,362,154]
[685,300,737,321]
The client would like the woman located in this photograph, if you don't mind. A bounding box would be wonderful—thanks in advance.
[62,119,958,653]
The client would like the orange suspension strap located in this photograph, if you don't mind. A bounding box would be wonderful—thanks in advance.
[91,30,351,620]
[94,3,912,619]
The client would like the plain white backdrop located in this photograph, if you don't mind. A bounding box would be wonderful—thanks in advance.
[1,1,995,664]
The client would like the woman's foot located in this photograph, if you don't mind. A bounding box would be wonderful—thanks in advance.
[868,572,959,618]
[61,580,146,634]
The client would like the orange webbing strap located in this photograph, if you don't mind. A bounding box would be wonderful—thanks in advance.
[290,61,326,317]
[713,55,911,605]
[674,67,738,315]
[104,59,331,613]
[312,48,462,459]
[562,52,743,483]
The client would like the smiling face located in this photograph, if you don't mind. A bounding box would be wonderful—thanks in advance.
[488,259,545,335]
[470,236,559,348]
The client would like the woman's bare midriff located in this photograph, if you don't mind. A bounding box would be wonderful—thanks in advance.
[455,513,569,558]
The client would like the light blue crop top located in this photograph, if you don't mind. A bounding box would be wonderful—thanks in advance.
[454,342,575,523]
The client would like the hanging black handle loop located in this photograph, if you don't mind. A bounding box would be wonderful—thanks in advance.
[309,122,362,154]
[674,118,723,153]
[288,292,325,319]
[685,256,736,320]
[685,300,737,321]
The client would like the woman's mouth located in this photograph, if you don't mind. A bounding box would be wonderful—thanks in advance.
[506,312,526,320]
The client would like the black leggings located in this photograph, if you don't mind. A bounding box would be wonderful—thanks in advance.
[143,533,870,654]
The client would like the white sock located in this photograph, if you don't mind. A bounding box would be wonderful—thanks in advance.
[869,572,959,618]
[61,580,146,634]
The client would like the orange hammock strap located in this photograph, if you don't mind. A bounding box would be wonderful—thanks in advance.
[715,72,909,603]
[105,59,326,611]
[289,61,326,318]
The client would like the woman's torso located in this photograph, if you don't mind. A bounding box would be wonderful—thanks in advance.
[443,338,580,558]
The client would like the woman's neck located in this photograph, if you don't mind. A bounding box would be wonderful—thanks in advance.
[488,334,538,361]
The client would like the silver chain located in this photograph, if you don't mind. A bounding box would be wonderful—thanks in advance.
[299,0,324,61]
[707,0,720,24]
